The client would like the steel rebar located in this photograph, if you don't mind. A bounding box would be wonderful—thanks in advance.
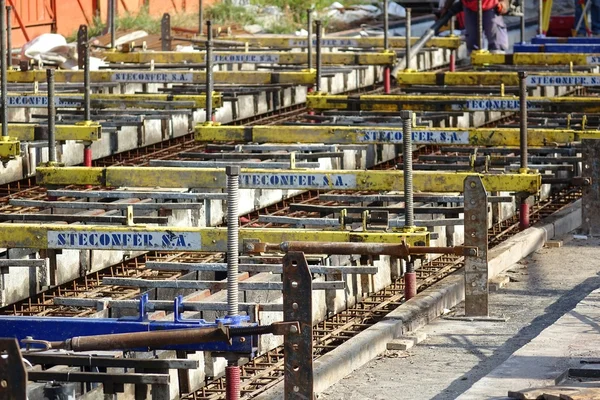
[315,20,322,92]
[402,110,414,227]
[6,5,11,68]
[226,165,240,317]
[47,69,56,163]
[109,0,116,49]
[199,0,204,35]
[519,71,528,170]
[538,0,544,36]
[0,0,7,138]
[478,0,483,50]
[205,20,213,122]
[405,8,412,70]
[307,9,313,71]
[520,2,526,43]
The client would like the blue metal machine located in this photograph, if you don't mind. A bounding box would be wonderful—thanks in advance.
[0,294,256,353]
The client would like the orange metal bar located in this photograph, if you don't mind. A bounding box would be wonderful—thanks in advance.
[7,0,30,42]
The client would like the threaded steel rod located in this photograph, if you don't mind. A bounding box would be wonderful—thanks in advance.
[538,0,543,36]
[307,9,313,71]
[226,166,240,317]
[521,3,526,43]
[83,28,91,122]
[199,0,203,35]
[1,0,7,138]
[405,8,412,69]
[6,6,11,68]
[205,20,213,122]
[110,0,116,49]
[519,71,528,170]
[384,0,389,50]
[478,0,483,50]
[47,69,56,163]
[402,110,414,227]
[315,20,322,91]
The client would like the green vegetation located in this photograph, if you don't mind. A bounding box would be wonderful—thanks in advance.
[67,0,372,40]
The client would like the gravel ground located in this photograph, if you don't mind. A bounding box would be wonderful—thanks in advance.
[318,234,600,400]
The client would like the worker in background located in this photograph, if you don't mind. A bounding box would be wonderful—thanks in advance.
[441,0,509,53]
[574,0,600,36]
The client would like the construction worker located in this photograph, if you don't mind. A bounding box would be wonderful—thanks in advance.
[441,0,509,53]
[574,0,600,36]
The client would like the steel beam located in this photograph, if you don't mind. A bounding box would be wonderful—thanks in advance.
[101,277,345,290]
[307,93,600,112]
[464,176,489,316]
[216,35,461,49]
[36,166,542,194]
[6,70,316,85]
[472,52,600,66]
[5,93,221,109]
[195,124,592,147]
[0,122,101,141]
[99,51,396,66]
[145,262,379,275]
[0,224,430,251]
[397,71,600,86]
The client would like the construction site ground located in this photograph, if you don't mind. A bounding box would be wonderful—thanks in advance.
[319,233,600,400]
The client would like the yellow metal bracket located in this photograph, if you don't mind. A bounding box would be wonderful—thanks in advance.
[36,166,542,195]
[195,124,594,147]
[0,136,20,161]
[0,123,101,142]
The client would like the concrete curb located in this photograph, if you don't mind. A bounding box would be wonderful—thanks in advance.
[256,200,582,399]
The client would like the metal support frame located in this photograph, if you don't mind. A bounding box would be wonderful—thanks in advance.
[463,176,489,316]
[0,339,26,400]
[36,166,542,194]
[195,124,598,147]
[306,93,600,113]
[98,50,396,66]
[161,13,172,51]
[581,139,600,236]
[396,71,600,86]
[283,252,314,400]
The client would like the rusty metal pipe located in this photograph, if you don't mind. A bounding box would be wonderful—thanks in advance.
[53,326,230,352]
[273,241,476,257]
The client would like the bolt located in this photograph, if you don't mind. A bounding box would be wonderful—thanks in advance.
[239,337,246,342]
[226,165,241,176]
[289,325,299,334]
[291,281,298,288]
[470,182,476,188]
[0,380,7,388]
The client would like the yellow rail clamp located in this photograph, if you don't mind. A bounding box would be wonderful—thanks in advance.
[471,52,600,66]
[6,92,222,110]
[396,71,600,86]
[0,224,430,251]
[0,136,20,161]
[36,166,542,194]
[99,51,396,66]
[7,70,316,86]
[219,35,462,50]
[307,93,600,112]
[1,123,101,141]
[195,125,594,147]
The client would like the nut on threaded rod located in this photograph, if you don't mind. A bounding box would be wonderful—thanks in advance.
[226,165,240,317]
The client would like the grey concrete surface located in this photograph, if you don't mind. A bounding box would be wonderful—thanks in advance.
[318,234,600,400]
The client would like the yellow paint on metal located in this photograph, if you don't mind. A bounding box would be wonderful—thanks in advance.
[195,125,589,147]
[219,35,462,49]
[306,93,600,112]
[396,71,600,86]
[99,51,396,66]
[471,52,594,66]
[0,123,101,141]
[0,224,429,250]
[36,166,541,194]
[0,136,20,160]
[6,70,315,85]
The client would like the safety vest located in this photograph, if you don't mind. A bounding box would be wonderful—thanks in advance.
[462,0,499,11]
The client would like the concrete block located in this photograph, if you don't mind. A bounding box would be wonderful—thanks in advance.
[386,339,414,351]
[489,275,510,292]
[397,331,427,344]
